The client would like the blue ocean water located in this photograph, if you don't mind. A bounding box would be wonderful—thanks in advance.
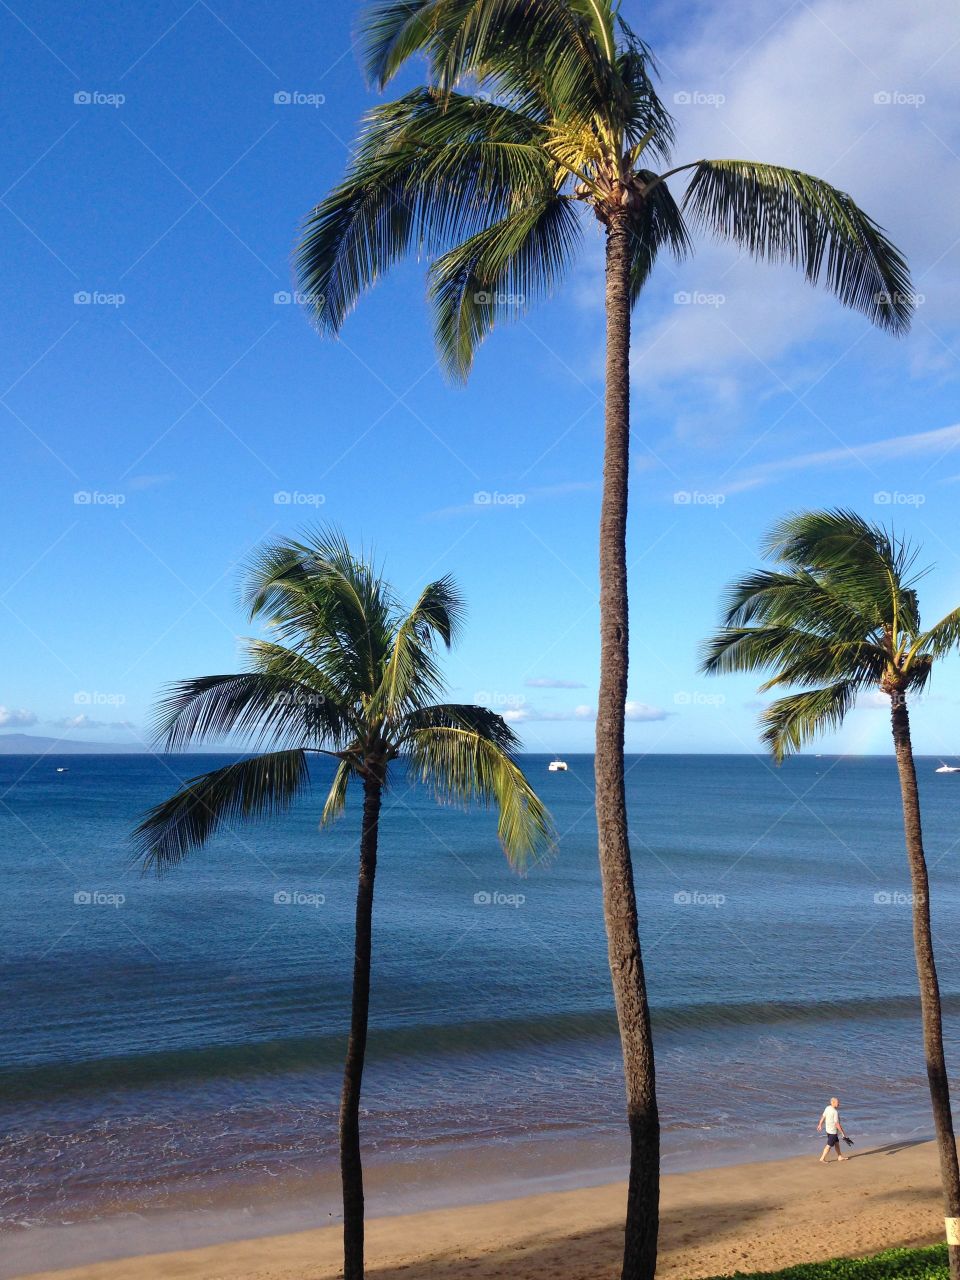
[1,751,959,1239]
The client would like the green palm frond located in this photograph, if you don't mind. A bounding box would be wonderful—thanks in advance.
[243,531,393,699]
[627,175,690,304]
[909,604,960,663]
[134,751,311,872]
[704,511,951,761]
[404,710,555,866]
[296,89,554,336]
[719,569,876,640]
[701,625,882,689]
[372,576,465,720]
[762,681,857,763]
[681,161,913,334]
[429,194,582,379]
[362,0,440,87]
[152,672,351,753]
[761,510,926,636]
[321,758,355,825]
[364,0,616,120]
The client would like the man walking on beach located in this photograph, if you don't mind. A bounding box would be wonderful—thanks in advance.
[817,1097,848,1163]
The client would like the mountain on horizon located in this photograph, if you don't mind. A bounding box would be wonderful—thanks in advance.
[0,733,146,755]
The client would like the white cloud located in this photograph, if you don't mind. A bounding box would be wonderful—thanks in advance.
[524,677,587,689]
[0,706,37,728]
[724,422,960,493]
[625,702,670,722]
[625,0,960,395]
[53,715,137,731]
[504,702,668,723]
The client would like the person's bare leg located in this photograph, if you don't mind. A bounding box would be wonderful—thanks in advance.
[820,1144,831,1162]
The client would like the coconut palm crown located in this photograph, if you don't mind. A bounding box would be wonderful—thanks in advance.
[700,509,960,759]
[297,0,913,379]
[134,529,552,867]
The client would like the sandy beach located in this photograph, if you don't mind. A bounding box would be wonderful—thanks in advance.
[12,1138,947,1280]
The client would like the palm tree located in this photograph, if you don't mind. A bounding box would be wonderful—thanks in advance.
[702,509,960,1280]
[134,530,553,1280]
[294,7,913,1275]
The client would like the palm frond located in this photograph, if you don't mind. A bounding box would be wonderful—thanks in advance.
[296,89,554,335]
[151,671,351,753]
[321,758,355,825]
[134,751,311,872]
[372,576,465,720]
[628,174,691,304]
[429,193,581,379]
[243,531,393,699]
[404,712,554,866]
[908,605,960,664]
[761,681,857,763]
[701,625,882,688]
[682,161,913,334]
[364,0,616,123]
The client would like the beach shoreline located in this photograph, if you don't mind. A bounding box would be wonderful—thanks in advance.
[8,1138,948,1280]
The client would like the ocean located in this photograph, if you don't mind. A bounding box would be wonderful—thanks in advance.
[2,751,959,1272]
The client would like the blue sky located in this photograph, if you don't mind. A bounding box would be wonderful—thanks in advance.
[2,0,960,755]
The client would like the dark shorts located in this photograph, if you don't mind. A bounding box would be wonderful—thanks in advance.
[826,1132,840,1147]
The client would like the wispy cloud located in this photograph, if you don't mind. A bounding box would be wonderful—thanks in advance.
[503,701,669,723]
[524,677,587,689]
[425,481,598,521]
[0,706,37,728]
[724,423,960,493]
[52,714,137,730]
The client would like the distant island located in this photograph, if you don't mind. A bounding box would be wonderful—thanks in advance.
[0,734,146,755]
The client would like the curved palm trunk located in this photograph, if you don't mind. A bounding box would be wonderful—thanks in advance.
[596,209,660,1280]
[340,771,383,1280]
[890,693,960,1280]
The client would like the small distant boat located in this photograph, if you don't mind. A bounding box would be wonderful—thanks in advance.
[56,767,68,773]
[936,762,960,774]
[548,758,568,772]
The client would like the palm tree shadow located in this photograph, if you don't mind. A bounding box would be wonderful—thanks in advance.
[364,1199,775,1280]
[847,1138,933,1159]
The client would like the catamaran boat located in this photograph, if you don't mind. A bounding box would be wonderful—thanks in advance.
[548,758,568,772]
[936,762,960,774]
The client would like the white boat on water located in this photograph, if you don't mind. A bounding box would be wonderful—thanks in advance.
[56,767,68,773]
[548,758,568,772]
[936,761,960,774]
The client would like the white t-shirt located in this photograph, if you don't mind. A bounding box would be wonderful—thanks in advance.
[822,1105,839,1134]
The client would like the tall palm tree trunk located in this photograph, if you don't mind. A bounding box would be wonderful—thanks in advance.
[340,771,383,1280]
[890,693,960,1280]
[596,207,660,1280]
